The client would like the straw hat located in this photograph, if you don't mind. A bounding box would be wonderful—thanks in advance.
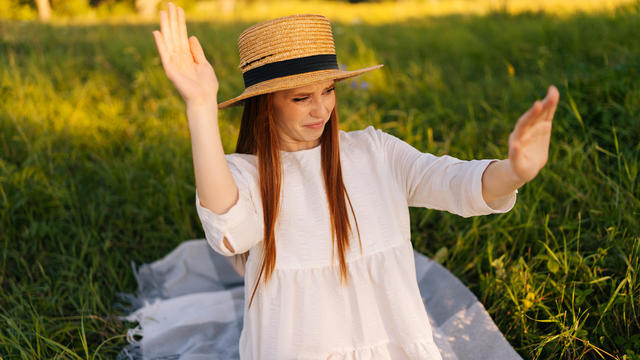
[217,14,384,109]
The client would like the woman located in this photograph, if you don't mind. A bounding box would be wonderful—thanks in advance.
[123,2,559,359]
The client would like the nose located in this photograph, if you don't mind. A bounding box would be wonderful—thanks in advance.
[310,95,332,120]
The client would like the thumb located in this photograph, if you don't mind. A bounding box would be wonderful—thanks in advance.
[189,36,208,64]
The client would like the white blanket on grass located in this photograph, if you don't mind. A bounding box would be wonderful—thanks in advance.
[116,239,522,360]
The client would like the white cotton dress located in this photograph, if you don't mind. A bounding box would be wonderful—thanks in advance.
[194,126,517,360]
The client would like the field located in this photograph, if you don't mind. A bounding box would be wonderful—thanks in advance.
[1,1,639,358]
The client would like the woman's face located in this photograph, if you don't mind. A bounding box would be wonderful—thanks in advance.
[271,79,336,152]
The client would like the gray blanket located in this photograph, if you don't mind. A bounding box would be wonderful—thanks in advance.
[116,239,522,360]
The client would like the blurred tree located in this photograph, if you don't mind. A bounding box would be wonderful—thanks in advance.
[136,0,160,17]
[220,0,235,13]
[35,0,51,20]
[50,0,91,15]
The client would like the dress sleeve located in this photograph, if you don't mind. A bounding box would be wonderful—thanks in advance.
[374,127,517,218]
[195,156,263,256]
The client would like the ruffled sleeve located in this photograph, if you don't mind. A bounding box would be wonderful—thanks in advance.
[195,155,264,256]
[369,126,517,218]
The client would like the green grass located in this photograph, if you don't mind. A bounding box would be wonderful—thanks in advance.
[1,4,639,359]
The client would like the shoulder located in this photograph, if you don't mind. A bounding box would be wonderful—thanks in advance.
[225,153,258,185]
[339,125,385,150]
[225,152,257,167]
[339,125,405,153]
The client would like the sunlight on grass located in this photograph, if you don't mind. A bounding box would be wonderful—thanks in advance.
[186,0,637,24]
[21,0,639,25]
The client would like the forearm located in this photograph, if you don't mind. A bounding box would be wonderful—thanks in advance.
[481,159,525,204]
[187,101,239,214]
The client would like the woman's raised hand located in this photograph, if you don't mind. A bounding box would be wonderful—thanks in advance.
[507,85,560,184]
[152,2,219,106]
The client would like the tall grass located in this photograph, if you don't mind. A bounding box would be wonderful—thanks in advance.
[1,3,639,359]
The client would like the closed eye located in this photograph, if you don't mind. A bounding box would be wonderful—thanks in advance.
[293,87,335,102]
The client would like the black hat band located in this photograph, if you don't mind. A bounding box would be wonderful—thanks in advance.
[242,54,339,88]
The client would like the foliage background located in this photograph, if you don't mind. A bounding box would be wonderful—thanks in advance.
[1,0,639,358]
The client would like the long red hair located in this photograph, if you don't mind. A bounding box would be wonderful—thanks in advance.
[232,87,362,310]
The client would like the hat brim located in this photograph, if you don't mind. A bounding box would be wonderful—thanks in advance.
[217,64,384,109]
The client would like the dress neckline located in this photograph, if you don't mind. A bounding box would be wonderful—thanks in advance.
[279,142,322,156]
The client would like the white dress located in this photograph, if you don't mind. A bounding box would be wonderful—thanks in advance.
[194,126,517,360]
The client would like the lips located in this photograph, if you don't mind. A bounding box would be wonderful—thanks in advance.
[303,121,325,130]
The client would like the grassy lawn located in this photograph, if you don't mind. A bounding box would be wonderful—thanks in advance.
[1,2,639,359]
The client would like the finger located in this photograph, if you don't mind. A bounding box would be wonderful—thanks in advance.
[168,2,179,50]
[538,87,554,118]
[189,36,208,64]
[512,100,543,139]
[542,85,560,122]
[545,99,558,124]
[522,89,557,130]
[519,121,552,146]
[524,100,544,125]
[538,99,553,125]
[153,30,171,72]
[178,6,189,53]
[160,10,173,52]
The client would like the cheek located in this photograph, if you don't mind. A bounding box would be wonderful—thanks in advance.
[326,94,336,111]
[278,109,305,130]
[273,102,296,127]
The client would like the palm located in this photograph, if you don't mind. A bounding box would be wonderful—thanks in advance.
[152,2,218,105]
[508,86,560,183]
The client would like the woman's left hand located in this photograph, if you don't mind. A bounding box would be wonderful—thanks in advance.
[507,85,560,184]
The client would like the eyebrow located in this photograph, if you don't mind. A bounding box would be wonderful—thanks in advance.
[291,84,335,97]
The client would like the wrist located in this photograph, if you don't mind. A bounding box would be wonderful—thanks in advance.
[186,100,219,125]
[186,95,218,110]
[186,99,217,113]
[503,159,527,188]
[185,98,218,110]
[482,159,525,204]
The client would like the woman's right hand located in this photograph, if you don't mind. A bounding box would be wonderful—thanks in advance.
[152,2,219,106]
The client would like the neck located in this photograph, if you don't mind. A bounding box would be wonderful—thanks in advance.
[278,138,321,152]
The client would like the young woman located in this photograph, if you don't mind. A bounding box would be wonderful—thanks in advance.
[141,2,559,359]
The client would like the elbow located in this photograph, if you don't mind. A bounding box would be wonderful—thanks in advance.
[203,230,239,257]
[223,236,236,254]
